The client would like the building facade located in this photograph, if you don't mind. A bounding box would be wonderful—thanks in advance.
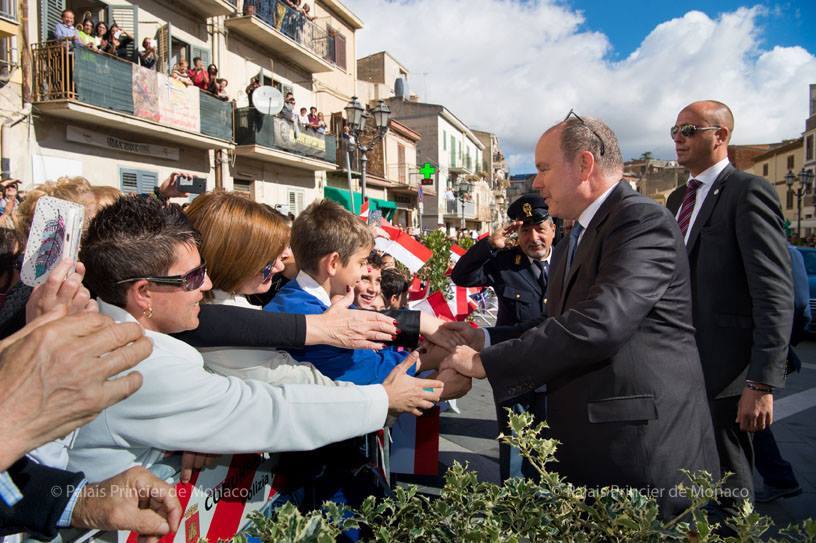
[745,138,805,236]
[472,129,508,229]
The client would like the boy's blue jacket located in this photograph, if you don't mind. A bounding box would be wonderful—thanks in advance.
[264,279,413,385]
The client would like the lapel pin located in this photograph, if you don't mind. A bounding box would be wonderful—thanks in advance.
[713,189,720,196]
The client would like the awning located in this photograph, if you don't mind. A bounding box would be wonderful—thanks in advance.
[323,187,397,220]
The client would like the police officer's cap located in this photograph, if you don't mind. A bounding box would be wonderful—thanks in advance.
[508,194,549,225]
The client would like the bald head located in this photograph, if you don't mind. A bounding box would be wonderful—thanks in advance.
[673,101,733,176]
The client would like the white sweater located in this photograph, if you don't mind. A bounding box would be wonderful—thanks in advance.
[67,300,388,482]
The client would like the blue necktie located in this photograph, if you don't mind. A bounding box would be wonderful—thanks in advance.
[566,222,585,273]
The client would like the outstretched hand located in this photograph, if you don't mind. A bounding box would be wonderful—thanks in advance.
[440,345,486,379]
[383,351,444,416]
[307,287,398,350]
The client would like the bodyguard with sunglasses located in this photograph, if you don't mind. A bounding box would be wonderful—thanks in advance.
[666,101,793,517]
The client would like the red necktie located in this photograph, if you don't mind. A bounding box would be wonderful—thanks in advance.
[676,179,702,237]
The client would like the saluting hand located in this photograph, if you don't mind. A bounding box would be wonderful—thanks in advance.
[489,221,523,249]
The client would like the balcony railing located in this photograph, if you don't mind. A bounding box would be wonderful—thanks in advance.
[238,0,328,60]
[31,41,233,143]
[446,199,476,218]
[0,0,16,21]
[235,107,336,164]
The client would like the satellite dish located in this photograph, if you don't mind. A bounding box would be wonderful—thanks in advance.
[252,86,284,116]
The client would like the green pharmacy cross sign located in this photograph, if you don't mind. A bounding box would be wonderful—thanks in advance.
[419,162,436,185]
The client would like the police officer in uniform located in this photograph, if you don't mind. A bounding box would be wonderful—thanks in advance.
[451,194,555,481]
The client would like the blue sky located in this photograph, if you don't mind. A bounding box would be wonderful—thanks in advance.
[349,0,816,174]
[569,1,815,60]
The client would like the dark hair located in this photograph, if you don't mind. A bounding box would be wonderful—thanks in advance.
[94,21,107,36]
[380,268,408,301]
[290,200,373,276]
[208,64,218,73]
[81,196,200,307]
[0,228,19,285]
[366,250,383,269]
[192,56,202,64]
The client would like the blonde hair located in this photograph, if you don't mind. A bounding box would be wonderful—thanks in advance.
[15,176,93,244]
[291,199,373,276]
[185,191,289,294]
[91,185,123,210]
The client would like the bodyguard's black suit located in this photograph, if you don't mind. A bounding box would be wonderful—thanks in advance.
[666,165,793,506]
[451,238,548,326]
[482,182,719,517]
[451,237,549,481]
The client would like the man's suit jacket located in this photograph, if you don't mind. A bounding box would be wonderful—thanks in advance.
[666,165,793,399]
[451,238,547,326]
[0,457,84,539]
[482,182,719,517]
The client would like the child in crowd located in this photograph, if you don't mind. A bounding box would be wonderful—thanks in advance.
[380,268,408,310]
[354,251,384,310]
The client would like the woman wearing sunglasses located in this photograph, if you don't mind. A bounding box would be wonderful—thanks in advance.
[70,195,443,482]
[184,191,340,385]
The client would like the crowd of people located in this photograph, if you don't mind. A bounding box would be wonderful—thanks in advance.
[243,0,316,45]
[0,172,473,539]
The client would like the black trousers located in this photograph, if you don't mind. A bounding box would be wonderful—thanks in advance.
[754,427,799,488]
[709,397,755,515]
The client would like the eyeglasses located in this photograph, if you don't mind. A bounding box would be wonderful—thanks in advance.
[670,123,722,139]
[564,109,605,156]
[261,262,274,282]
[116,261,207,291]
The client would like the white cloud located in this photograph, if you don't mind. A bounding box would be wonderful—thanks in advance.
[345,1,816,172]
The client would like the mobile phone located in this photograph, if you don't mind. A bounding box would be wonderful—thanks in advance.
[21,196,84,287]
[175,175,207,194]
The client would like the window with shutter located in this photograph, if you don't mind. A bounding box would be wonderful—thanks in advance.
[137,171,158,194]
[335,33,346,70]
[120,168,159,194]
[41,0,65,42]
[398,144,406,184]
[120,169,139,193]
[156,23,173,74]
[191,46,211,67]
[107,5,139,60]
[287,189,304,215]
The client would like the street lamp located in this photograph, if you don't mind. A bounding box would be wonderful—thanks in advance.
[452,178,473,230]
[785,167,815,237]
[343,97,390,213]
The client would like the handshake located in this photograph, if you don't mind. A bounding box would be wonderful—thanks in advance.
[381,319,487,416]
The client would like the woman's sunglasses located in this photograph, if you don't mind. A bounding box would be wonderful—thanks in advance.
[670,123,722,139]
[261,262,274,282]
[116,261,207,291]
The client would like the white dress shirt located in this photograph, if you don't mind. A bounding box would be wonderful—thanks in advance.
[296,270,332,306]
[675,157,730,244]
[67,300,388,482]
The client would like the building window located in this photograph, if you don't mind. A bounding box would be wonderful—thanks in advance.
[120,168,158,194]
[807,135,814,162]
[397,144,406,184]
[288,189,305,216]
[762,163,768,177]
[233,179,252,196]
[787,155,795,170]
[325,27,346,70]
[0,35,16,83]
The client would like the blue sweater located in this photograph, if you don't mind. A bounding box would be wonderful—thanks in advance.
[264,280,412,385]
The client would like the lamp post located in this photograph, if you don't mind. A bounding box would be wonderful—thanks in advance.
[786,168,815,237]
[453,178,473,230]
[343,97,390,213]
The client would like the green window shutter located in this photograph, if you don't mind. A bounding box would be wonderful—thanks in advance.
[107,5,139,59]
[191,45,211,67]
[137,171,159,194]
[41,0,65,42]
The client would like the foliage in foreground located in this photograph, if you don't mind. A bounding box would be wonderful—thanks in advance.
[236,412,816,542]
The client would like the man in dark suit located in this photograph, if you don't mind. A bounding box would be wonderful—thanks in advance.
[451,194,555,481]
[440,113,719,517]
[666,100,793,513]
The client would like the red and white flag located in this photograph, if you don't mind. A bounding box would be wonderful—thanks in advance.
[449,244,467,264]
[407,275,428,301]
[477,231,489,241]
[374,229,432,274]
[389,408,440,476]
[358,198,370,222]
[412,287,476,322]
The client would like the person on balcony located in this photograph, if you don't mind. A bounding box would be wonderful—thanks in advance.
[308,106,319,128]
[206,64,220,94]
[189,57,210,92]
[172,59,193,86]
[316,112,327,134]
[93,21,109,52]
[138,38,157,70]
[53,9,78,45]
[107,23,133,60]
[77,19,99,50]
[299,107,310,127]
[302,3,316,22]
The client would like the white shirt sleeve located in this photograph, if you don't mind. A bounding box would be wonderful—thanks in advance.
[105,353,387,455]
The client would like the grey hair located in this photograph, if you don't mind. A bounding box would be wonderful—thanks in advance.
[560,117,623,175]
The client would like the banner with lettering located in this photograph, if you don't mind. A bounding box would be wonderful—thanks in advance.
[157,76,201,133]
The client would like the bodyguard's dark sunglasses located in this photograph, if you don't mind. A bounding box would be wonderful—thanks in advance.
[116,261,207,291]
[564,109,606,156]
[670,123,722,139]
